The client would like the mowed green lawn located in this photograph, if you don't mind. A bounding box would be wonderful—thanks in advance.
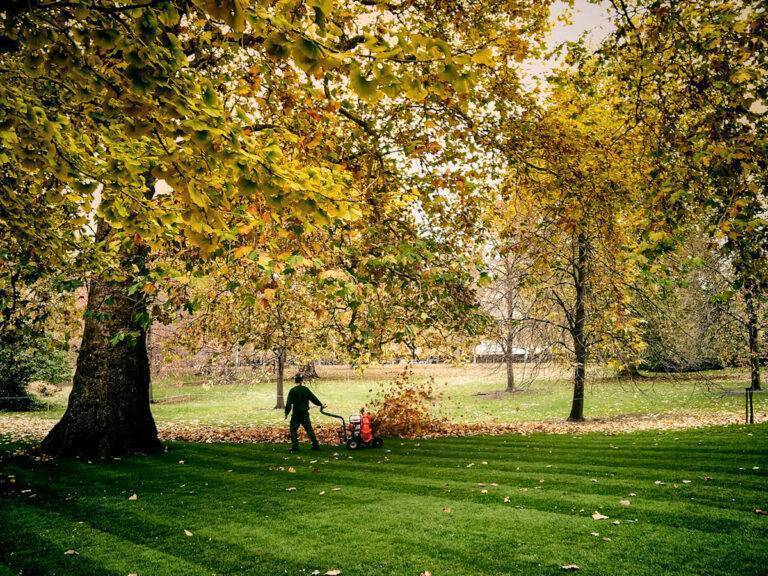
[2,425,767,576]
[22,364,755,427]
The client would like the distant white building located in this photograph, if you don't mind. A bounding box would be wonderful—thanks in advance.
[473,341,529,363]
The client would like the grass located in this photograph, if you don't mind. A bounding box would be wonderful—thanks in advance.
[20,363,757,427]
[2,424,767,575]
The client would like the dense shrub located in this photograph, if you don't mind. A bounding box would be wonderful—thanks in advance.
[0,341,35,411]
[0,335,71,411]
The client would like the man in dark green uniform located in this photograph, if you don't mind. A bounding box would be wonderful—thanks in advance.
[285,374,324,452]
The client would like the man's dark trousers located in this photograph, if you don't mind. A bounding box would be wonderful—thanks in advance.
[290,410,319,450]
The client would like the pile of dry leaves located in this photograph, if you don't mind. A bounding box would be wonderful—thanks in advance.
[1,410,762,446]
[157,422,342,444]
[415,410,761,438]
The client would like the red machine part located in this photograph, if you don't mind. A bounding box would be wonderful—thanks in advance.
[360,412,373,442]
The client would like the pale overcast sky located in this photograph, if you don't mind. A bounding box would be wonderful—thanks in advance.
[550,0,613,47]
[523,0,613,82]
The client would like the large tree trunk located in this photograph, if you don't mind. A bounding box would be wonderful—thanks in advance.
[41,222,161,458]
[274,348,286,409]
[568,231,588,422]
[744,286,761,391]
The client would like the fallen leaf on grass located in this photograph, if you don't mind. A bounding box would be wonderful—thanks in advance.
[331,487,341,492]
[287,467,296,473]
[443,507,452,513]
[590,532,600,537]
[755,509,768,516]
[612,520,621,525]
[619,499,630,507]
[704,476,713,481]
[420,571,432,576]
[480,489,488,494]
[128,494,138,501]
[654,480,665,485]
[503,496,510,503]
[325,570,341,575]
[560,564,579,571]
[629,492,637,496]
[682,480,692,484]
[184,530,193,537]
[64,549,78,556]
[286,487,297,492]
[592,512,609,520]
[319,491,326,496]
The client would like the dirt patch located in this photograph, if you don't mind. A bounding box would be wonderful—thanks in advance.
[155,394,193,405]
[474,389,531,399]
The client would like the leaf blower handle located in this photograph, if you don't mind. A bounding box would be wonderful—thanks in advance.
[320,406,345,425]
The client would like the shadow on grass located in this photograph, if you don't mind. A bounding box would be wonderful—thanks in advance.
[2,424,767,576]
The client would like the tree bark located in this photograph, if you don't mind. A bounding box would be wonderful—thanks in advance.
[568,231,588,422]
[146,323,156,404]
[744,285,761,391]
[505,336,516,392]
[41,222,161,458]
[504,257,517,392]
[274,348,286,409]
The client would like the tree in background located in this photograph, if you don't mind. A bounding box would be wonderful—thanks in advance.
[0,258,76,410]
[478,248,550,392]
[171,201,488,407]
[314,211,489,364]
[604,0,768,388]
[496,64,648,421]
[174,262,331,410]
[632,235,743,372]
[729,224,768,389]
[0,176,82,410]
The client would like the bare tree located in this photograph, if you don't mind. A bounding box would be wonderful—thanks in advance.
[480,252,532,392]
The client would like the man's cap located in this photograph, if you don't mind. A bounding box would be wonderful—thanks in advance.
[294,374,304,384]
